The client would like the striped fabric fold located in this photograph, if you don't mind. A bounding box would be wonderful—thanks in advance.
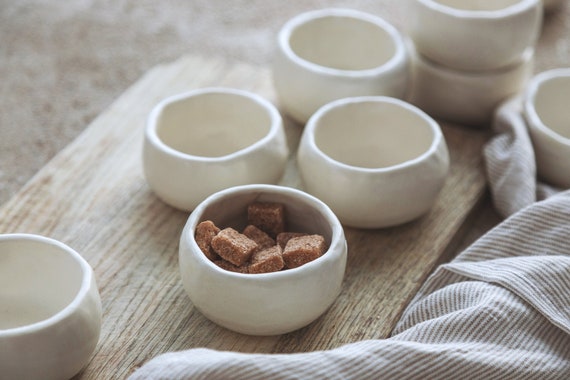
[483,96,561,218]
[445,256,570,333]
[130,192,570,380]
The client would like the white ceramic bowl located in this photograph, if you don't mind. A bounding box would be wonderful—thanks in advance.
[0,234,102,380]
[179,184,347,335]
[297,96,449,229]
[143,87,289,212]
[408,42,534,127]
[407,0,542,71]
[273,8,410,124]
[524,68,570,188]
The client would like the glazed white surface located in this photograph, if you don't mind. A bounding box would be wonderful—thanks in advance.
[273,8,410,124]
[524,68,570,188]
[0,234,102,380]
[143,88,289,212]
[179,184,347,335]
[407,0,542,71]
[408,43,534,127]
[297,96,450,229]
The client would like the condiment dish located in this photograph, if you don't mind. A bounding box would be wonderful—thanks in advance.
[407,0,542,71]
[143,87,289,211]
[273,8,410,124]
[297,96,449,229]
[179,184,347,335]
[0,234,102,380]
[524,68,570,188]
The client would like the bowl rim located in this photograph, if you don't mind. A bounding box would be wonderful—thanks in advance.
[181,184,346,280]
[415,0,540,19]
[278,7,408,78]
[0,233,94,337]
[524,68,570,144]
[302,96,446,173]
[145,87,284,163]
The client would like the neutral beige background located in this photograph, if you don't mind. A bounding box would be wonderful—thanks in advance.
[1,0,569,206]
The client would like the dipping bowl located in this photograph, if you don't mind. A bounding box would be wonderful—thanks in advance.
[179,184,347,335]
[297,96,449,229]
[524,68,570,188]
[407,0,542,71]
[143,87,289,212]
[273,8,409,124]
[0,234,102,380]
[408,43,534,127]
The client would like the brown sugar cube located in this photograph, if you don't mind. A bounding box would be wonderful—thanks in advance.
[214,259,249,274]
[211,227,258,266]
[247,202,285,238]
[249,245,285,274]
[243,225,276,250]
[282,234,327,269]
[195,220,221,261]
[276,232,308,249]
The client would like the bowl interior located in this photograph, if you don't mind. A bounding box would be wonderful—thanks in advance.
[0,239,84,329]
[313,100,435,168]
[155,92,273,157]
[289,14,396,71]
[193,189,335,249]
[532,75,570,139]
[432,0,522,11]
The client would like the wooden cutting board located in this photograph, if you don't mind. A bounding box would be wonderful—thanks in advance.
[0,55,489,379]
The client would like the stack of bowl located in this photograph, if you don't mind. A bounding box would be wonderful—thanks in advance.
[406,0,543,127]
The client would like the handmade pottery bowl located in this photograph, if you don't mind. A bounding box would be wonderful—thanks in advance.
[273,8,410,124]
[297,96,449,229]
[179,184,347,335]
[0,234,102,380]
[407,0,542,71]
[524,68,570,188]
[143,87,289,212]
[408,43,534,127]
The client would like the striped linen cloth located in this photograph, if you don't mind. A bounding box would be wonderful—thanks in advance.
[130,190,570,379]
[484,96,560,218]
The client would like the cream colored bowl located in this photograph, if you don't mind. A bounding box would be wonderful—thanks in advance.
[297,96,449,229]
[143,87,289,212]
[0,234,102,380]
[273,8,410,124]
[407,0,542,71]
[524,68,570,188]
[179,184,347,335]
[408,43,534,127]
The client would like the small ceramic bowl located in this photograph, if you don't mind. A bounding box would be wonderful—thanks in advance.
[524,68,570,188]
[408,42,534,127]
[407,0,542,71]
[179,184,347,335]
[297,96,449,229]
[0,234,102,380]
[273,8,410,124]
[143,87,289,212]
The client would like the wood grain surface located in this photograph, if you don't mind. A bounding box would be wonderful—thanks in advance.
[0,55,489,379]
